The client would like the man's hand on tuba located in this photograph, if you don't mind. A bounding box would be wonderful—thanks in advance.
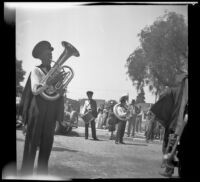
[46,71,66,86]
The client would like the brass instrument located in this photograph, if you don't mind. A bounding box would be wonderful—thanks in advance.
[39,41,80,101]
[113,103,131,121]
[162,113,188,168]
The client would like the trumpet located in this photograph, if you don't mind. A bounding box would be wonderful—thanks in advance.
[39,41,80,101]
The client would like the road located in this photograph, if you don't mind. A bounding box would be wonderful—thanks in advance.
[15,127,178,179]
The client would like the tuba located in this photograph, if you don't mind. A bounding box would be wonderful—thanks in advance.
[39,41,80,101]
[113,103,131,121]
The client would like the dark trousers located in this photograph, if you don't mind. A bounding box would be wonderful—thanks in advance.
[85,119,97,139]
[21,96,63,176]
[115,121,127,143]
[127,116,136,136]
[146,120,156,141]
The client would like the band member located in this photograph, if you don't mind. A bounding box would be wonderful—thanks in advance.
[126,99,137,137]
[150,72,188,177]
[19,41,65,176]
[107,101,117,140]
[145,110,156,142]
[82,91,99,140]
[115,95,129,144]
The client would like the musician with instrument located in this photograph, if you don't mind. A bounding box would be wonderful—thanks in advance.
[19,40,79,176]
[81,91,99,140]
[150,72,188,177]
[114,95,129,144]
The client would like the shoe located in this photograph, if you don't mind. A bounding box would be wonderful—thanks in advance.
[85,138,88,140]
[159,167,174,178]
[159,171,173,178]
[93,138,99,141]
[119,141,125,144]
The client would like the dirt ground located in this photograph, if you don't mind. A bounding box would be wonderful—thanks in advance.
[15,127,178,179]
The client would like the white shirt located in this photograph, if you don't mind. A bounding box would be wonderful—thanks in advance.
[30,67,53,95]
[31,67,45,95]
[81,100,91,115]
[116,105,127,118]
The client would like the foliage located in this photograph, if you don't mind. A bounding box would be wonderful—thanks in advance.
[126,11,188,97]
[16,59,26,95]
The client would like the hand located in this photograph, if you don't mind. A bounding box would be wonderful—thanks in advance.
[169,134,177,146]
[57,88,66,96]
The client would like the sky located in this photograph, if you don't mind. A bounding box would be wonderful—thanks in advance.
[12,3,187,103]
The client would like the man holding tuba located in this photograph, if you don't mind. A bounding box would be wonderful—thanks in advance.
[114,94,129,144]
[19,40,78,176]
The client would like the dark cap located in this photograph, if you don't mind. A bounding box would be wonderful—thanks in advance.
[86,91,93,96]
[120,95,128,103]
[32,41,54,59]
[131,99,135,105]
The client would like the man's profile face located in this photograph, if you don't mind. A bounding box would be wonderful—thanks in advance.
[40,49,53,66]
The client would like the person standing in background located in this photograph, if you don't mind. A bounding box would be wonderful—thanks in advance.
[114,95,129,144]
[82,91,99,140]
[126,99,137,137]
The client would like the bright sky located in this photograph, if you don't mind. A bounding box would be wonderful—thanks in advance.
[13,3,187,103]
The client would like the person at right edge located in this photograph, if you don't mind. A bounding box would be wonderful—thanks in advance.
[150,72,188,178]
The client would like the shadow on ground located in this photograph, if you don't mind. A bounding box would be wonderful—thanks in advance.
[52,147,78,153]
[123,143,148,146]
[54,131,81,137]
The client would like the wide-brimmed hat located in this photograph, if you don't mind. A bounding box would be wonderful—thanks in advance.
[119,95,128,103]
[32,40,54,59]
[86,91,93,96]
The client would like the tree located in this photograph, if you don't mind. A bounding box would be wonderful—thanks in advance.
[16,59,26,96]
[136,87,145,104]
[126,11,188,98]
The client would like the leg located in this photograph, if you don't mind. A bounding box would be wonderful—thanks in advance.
[37,135,54,175]
[127,120,131,136]
[37,118,55,175]
[21,118,39,176]
[91,119,97,139]
[119,121,127,143]
[115,122,122,143]
[85,122,89,139]
[131,116,136,137]
[21,139,38,176]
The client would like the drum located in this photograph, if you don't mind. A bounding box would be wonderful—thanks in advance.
[81,111,95,124]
